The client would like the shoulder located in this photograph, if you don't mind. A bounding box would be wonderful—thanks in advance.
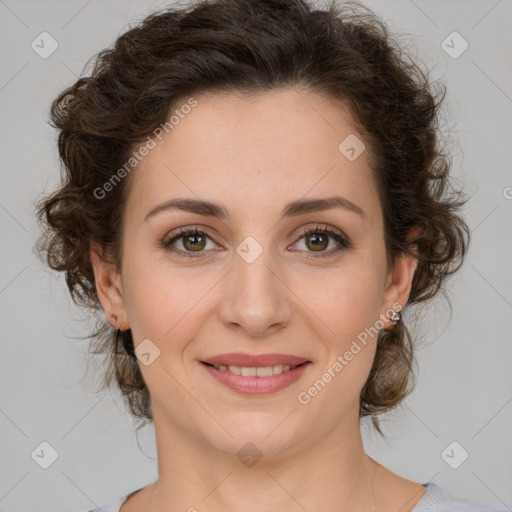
[413,483,508,512]
[78,494,128,512]
[80,485,146,512]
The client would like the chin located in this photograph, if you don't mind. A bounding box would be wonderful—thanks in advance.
[200,416,309,461]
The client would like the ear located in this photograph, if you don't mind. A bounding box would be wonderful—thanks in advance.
[380,227,420,329]
[90,242,129,330]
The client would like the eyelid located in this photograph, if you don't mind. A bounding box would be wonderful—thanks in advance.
[293,223,347,241]
[162,225,221,251]
[290,223,351,258]
[162,223,351,258]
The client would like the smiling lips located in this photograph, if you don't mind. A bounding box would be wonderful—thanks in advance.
[202,353,310,367]
[200,353,312,395]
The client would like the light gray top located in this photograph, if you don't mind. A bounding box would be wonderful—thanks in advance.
[83,482,509,512]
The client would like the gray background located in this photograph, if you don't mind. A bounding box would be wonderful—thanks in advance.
[1,0,511,510]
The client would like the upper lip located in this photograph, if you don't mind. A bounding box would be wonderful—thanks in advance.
[201,353,311,367]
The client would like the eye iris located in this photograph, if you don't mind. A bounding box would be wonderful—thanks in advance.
[183,233,206,251]
[306,233,328,251]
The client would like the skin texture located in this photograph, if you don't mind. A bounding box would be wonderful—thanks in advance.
[91,88,424,511]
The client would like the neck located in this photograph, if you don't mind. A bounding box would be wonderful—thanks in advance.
[148,403,379,512]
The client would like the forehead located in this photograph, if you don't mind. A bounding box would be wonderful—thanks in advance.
[126,88,379,224]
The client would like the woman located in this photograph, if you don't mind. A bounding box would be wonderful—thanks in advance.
[35,0,505,510]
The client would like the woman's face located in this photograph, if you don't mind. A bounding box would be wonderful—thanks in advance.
[94,88,416,458]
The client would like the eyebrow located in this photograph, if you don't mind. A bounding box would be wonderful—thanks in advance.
[144,196,367,222]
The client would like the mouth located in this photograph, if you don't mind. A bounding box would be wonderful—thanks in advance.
[200,361,309,377]
[199,360,312,395]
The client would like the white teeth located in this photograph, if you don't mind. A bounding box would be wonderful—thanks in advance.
[272,365,283,374]
[241,366,257,376]
[228,365,241,375]
[256,366,273,377]
[211,363,299,376]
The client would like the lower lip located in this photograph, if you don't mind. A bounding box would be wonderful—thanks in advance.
[200,362,311,395]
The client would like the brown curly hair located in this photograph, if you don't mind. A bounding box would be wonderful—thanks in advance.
[34,0,470,434]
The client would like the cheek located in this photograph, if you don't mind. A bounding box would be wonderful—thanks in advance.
[296,262,384,342]
[291,261,383,396]
[121,251,187,343]
[122,254,223,356]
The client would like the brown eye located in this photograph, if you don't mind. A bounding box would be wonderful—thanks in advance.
[163,227,217,258]
[181,233,207,251]
[293,225,351,258]
[305,232,329,251]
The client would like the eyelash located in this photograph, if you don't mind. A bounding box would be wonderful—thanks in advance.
[162,224,351,259]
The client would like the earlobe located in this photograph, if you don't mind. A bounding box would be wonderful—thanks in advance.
[90,243,129,330]
[381,252,418,330]
[380,228,420,329]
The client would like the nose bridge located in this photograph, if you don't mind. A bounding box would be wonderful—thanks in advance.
[219,234,291,335]
[235,234,277,297]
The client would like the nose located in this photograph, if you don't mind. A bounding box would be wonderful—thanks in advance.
[218,240,292,338]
